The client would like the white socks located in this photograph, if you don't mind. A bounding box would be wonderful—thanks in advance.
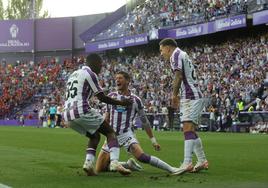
[109,147,120,162]
[149,156,174,173]
[183,139,195,164]
[86,148,96,162]
[193,137,207,162]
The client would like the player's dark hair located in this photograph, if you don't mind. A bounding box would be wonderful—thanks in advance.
[116,71,131,82]
[86,53,102,74]
[86,53,102,66]
[159,38,177,47]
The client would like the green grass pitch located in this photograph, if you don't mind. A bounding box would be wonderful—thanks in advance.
[0,126,267,188]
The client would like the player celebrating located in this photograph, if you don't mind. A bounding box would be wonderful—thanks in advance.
[95,71,181,175]
[63,54,132,176]
[159,38,208,174]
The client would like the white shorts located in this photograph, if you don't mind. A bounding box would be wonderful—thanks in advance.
[180,99,205,125]
[102,131,138,153]
[68,109,104,135]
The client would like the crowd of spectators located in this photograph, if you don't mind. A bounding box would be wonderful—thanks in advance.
[93,0,249,41]
[0,58,64,118]
[194,34,268,112]
[95,32,268,116]
[1,32,268,126]
[250,121,268,134]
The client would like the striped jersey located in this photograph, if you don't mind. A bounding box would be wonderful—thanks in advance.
[170,47,202,100]
[106,91,143,135]
[63,66,103,121]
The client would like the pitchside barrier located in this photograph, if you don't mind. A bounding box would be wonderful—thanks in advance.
[0,119,39,126]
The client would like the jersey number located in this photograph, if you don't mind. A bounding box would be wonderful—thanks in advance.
[188,60,197,81]
[66,80,78,99]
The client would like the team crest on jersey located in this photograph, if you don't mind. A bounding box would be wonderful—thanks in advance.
[115,105,127,112]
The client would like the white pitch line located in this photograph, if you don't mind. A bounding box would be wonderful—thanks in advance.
[0,183,12,188]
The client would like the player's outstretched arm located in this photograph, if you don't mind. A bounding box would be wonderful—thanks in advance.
[96,92,132,106]
[138,109,161,151]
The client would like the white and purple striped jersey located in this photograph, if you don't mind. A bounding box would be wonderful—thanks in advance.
[170,47,202,100]
[106,91,143,135]
[63,66,103,121]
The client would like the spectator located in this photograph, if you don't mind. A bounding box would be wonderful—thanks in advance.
[49,104,57,128]
[19,114,25,127]
[56,104,63,128]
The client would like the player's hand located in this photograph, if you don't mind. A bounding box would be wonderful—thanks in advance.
[151,137,160,151]
[153,143,161,151]
[171,95,179,110]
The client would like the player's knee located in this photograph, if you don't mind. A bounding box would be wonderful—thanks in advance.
[137,153,151,163]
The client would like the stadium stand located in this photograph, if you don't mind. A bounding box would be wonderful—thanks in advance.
[92,0,248,42]
[2,31,267,132]
[1,0,268,132]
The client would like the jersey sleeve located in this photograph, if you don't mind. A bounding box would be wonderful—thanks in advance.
[84,69,103,95]
[134,95,144,111]
[105,92,116,112]
[171,50,183,72]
